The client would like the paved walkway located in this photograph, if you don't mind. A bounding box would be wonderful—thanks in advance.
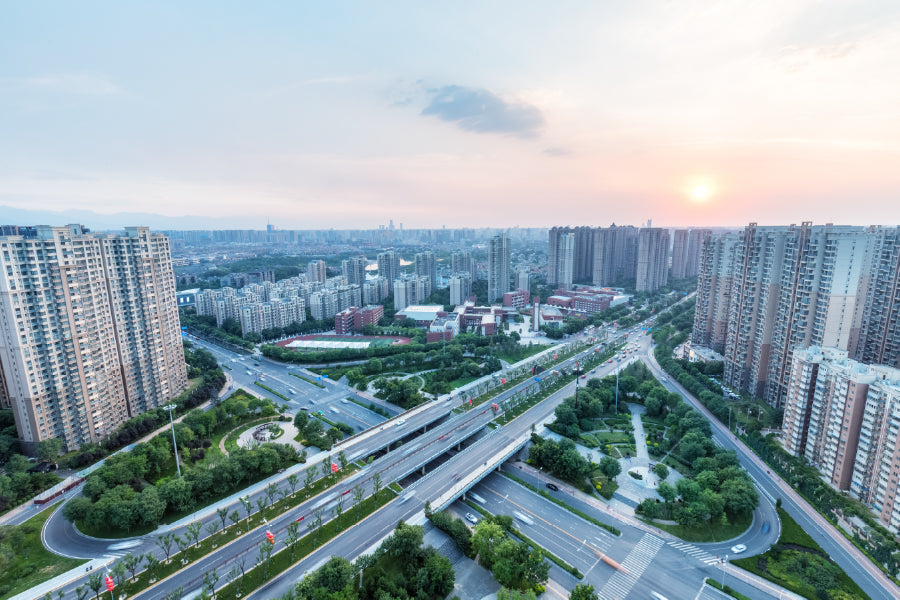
[236,420,305,451]
[612,403,683,506]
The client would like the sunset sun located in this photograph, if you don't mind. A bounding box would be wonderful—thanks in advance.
[686,180,716,204]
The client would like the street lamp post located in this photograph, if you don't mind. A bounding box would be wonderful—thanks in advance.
[163,404,181,478]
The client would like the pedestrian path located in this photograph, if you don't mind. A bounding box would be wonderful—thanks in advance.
[597,533,664,600]
[668,540,721,565]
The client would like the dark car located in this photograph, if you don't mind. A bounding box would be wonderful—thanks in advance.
[545,483,559,491]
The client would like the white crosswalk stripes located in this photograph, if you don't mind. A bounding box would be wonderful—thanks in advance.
[667,540,721,565]
[597,533,664,600]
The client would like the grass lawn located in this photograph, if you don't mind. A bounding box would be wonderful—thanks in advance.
[593,431,633,444]
[494,344,548,364]
[731,508,870,600]
[705,579,751,600]
[651,511,752,543]
[0,503,86,599]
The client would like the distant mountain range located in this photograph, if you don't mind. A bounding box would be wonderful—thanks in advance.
[0,205,255,231]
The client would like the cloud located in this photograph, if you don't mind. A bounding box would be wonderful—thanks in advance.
[23,73,122,95]
[543,147,571,157]
[421,85,544,138]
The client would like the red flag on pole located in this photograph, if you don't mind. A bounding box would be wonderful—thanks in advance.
[468,398,472,405]
[331,462,338,473]
[105,575,115,592]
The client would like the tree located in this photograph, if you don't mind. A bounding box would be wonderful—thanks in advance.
[372,472,383,505]
[415,549,456,598]
[284,520,301,561]
[75,586,89,600]
[255,541,274,580]
[353,484,365,520]
[137,486,166,526]
[186,521,203,548]
[570,583,598,600]
[229,510,241,531]
[653,463,669,480]
[287,473,299,496]
[206,520,220,540]
[658,481,677,503]
[472,521,505,570]
[35,438,64,463]
[111,560,128,588]
[600,456,622,480]
[203,568,220,600]
[217,507,229,530]
[87,572,103,600]
[333,495,345,532]
[122,552,143,581]
[144,553,160,581]
[304,468,316,498]
[158,532,176,563]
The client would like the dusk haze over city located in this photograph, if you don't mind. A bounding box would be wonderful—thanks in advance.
[4,3,900,600]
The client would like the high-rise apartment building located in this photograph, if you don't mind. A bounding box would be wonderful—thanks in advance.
[451,250,475,281]
[693,223,873,406]
[548,229,575,288]
[549,227,592,286]
[341,256,367,287]
[854,227,900,370]
[393,277,427,311]
[670,229,709,279]
[307,260,327,283]
[488,234,510,302]
[449,273,472,306]
[515,267,530,292]
[590,225,640,287]
[0,225,187,451]
[377,251,400,287]
[636,228,670,292]
[782,347,900,532]
[414,251,436,298]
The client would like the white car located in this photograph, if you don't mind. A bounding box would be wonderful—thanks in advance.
[465,512,479,524]
[730,544,747,554]
[396,419,406,427]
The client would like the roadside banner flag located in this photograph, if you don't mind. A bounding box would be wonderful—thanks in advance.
[105,575,114,592]
[331,462,338,473]
[266,530,275,544]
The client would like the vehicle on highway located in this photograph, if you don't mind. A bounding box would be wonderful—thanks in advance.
[731,543,747,554]
[246,370,253,375]
[545,482,559,491]
[465,512,479,524]
[289,388,296,394]
[396,419,406,427]
[108,540,142,551]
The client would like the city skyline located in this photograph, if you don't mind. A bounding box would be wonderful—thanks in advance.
[3,2,900,229]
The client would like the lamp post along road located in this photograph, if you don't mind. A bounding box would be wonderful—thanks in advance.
[164,403,181,478]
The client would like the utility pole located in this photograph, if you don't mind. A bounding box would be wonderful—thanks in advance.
[164,404,181,478]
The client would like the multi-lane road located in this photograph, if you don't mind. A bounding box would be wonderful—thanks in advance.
[643,348,900,600]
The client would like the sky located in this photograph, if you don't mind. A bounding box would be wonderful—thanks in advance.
[2,1,900,230]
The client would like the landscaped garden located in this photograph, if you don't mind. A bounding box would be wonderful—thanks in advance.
[732,507,870,600]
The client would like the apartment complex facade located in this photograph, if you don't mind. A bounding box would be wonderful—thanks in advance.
[671,229,710,279]
[449,273,472,306]
[636,228,670,292]
[487,234,510,302]
[782,347,900,532]
[307,259,327,283]
[693,223,880,406]
[0,225,187,450]
[377,251,400,285]
[341,256,367,286]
